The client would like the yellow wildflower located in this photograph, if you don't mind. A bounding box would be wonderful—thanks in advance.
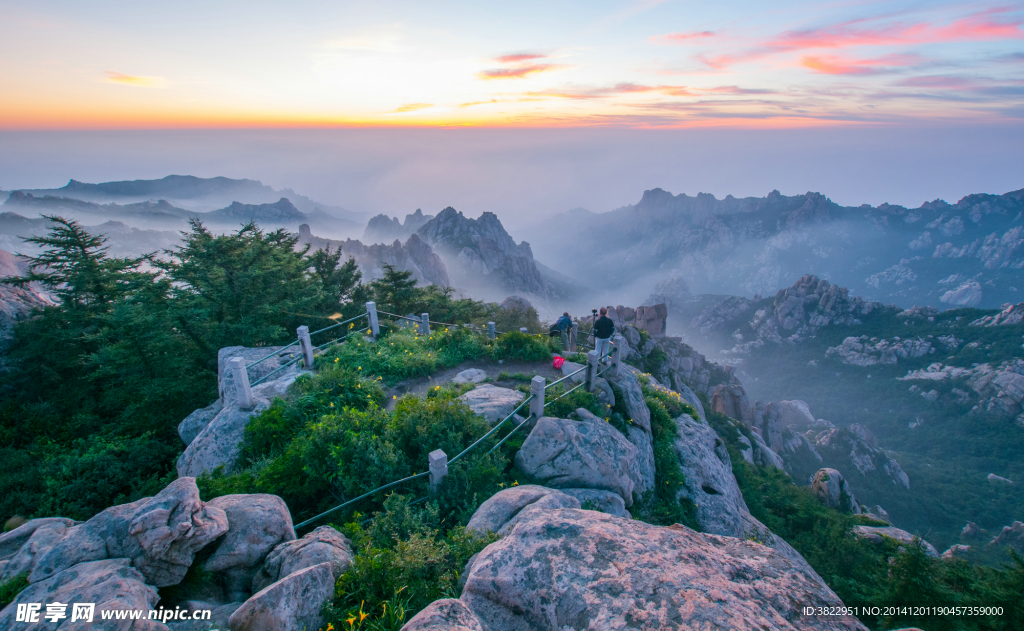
[346,616,356,627]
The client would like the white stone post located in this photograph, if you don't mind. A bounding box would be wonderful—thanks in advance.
[421,313,430,336]
[610,334,624,378]
[569,322,578,353]
[428,449,448,492]
[585,350,599,392]
[229,357,255,410]
[519,327,528,333]
[487,321,496,340]
[366,301,379,339]
[530,375,545,419]
[297,325,314,369]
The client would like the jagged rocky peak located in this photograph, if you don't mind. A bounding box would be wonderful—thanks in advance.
[417,207,550,298]
[363,208,434,243]
[210,198,305,223]
[296,224,449,287]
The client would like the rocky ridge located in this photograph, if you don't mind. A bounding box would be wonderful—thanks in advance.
[297,223,450,287]
[900,359,1024,424]
[363,208,434,243]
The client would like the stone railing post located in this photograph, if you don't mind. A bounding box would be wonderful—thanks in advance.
[428,449,448,492]
[366,301,379,339]
[229,357,255,410]
[297,325,314,369]
[421,313,430,336]
[610,334,624,378]
[585,350,599,392]
[569,322,578,353]
[530,375,545,419]
[487,322,496,340]
[519,327,528,333]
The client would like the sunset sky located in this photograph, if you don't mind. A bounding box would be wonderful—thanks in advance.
[2,0,1023,129]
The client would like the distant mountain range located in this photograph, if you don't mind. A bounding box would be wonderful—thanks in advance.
[9,175,365,222]
[524,187,1024,310]
[2,191,352,234]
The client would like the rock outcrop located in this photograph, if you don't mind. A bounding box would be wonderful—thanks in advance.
[826,335,934,366]
[853,525,938,557]
[466,486,581,536]
[970,302,1024,326]
[251,526,354,592]
[406,507,867,631]
[900,359,1024,422]
[228,562,334,631]
[811,468,862,514]
[364,208,434,243]
[459,384,524,424]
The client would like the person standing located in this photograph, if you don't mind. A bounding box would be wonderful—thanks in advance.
[556,311,572,350]
[593,307,615,361]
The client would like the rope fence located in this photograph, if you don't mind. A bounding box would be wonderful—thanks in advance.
[232,301,627,531]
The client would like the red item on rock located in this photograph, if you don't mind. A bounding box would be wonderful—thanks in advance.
[552,356,565,370]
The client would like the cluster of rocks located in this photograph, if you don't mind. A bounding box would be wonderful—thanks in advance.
[825,335,934,366]
[900,360,1024,422]
[970,301,1024,326]
[0,478,353,631]
[690,295,754,336]
[948,520,1024,560]
[610,323,734,400]
[297,223,450,287]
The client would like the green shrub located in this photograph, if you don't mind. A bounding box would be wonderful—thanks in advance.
[634,388,698,528]
[491,331,552,362]
[0,574,28,610]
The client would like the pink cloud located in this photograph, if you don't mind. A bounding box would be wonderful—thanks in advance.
[495,53,546,63]
[651,30,715,44]
[479,64,561,79]
[699,7,1024,69]
[527,83,695,99]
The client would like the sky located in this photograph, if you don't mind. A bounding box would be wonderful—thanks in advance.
[0,1,1023,224]
[2,0,1022,128]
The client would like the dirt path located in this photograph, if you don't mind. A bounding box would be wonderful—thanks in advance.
[385,357,564,409]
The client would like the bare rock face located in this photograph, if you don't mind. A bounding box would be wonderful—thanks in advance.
[711,383,753,423]
[605,366,651,433]
[970,302,1024,326]
[811,468,862,515]
[251,525,353,593]
[177,400,223,446]
[404,508,866,631]
[559,488,630,518]
[988,521,1024,554]
[466,486,580,536]
[0,559,163,630]
[228,562,334,631]
[459,384,524,424]
[853,525,938,557]
[0,518,77,582]
[514,411,639,507]
[672,411,749,537]
[202,494,296,602]
[31,478,228,587]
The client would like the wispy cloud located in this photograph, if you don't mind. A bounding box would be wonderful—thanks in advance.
[801,54,920,75]
[495,53,547,63]
[392,102,433,113]
[651,30,715,44]
[105,71,164,87]
[479,64,562,79]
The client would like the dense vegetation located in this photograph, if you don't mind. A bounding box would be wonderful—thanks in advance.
[737,305,1024,555]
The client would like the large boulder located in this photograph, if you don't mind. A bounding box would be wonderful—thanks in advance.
[0,559,165,630]
[404,508,866,631]
[252,526,353,593]
[853,526,938,557]
[459,384,525,425]
[31,478,228,587]
[672,412,749,537]
[466,486,580,536]
[811,468,862,514]
[177,400,222,446]
[228,562,334,631]
[514,410,639,507]
[0,518,77,582]
[606,366,651,433]
[625,425,656,498]
[177,346,302,477]
[202,494,295,602]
